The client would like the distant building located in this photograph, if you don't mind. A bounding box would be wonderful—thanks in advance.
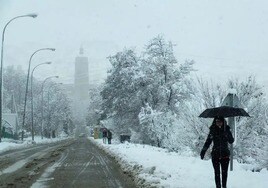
[72,47,90,122]
[61,47,107,123]
[74,47,89,100]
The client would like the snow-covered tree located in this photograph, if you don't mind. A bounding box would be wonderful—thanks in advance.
[2,65,73,139]
[38,83,72,138]
[100,36,268,170]
[101,36,195,146]
[86,86,103,127]
[101,49,143,135]
[228,76,268,170]
[137,36,195,147]
[178,79,228,153]
[3,65,26,109]
[185,76,268,169]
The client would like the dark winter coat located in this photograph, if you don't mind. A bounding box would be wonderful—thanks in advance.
[102,129,107,137]
[107,130,112,139]
[201,124,234,159]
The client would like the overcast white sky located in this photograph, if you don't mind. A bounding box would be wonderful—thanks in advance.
[1,0,268,93]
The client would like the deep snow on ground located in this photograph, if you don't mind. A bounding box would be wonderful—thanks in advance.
[90,138,268,188]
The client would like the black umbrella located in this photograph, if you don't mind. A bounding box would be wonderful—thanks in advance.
[199,106,250,118]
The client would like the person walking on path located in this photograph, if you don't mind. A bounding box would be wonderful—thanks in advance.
[107,130,112,144]
[200,116,234,188]
[102,128,108,144]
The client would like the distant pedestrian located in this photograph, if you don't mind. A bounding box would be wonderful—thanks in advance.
[107,130,112,144]
[102,128,108,144]
[200,116,234,188]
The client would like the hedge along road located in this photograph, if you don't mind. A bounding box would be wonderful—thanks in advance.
[0,129,137,187]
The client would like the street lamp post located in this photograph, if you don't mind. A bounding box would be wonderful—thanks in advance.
[30,62,52,141]
[21,48,55,141]
[0,13,37,142]
[41,76,58,139]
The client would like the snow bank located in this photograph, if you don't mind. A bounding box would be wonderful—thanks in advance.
[89,138,268,188]
[0,136,69,154]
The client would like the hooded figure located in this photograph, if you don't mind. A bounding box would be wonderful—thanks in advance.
[200,116,234,188]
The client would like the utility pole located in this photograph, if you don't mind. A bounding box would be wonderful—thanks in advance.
[222,91,241,171]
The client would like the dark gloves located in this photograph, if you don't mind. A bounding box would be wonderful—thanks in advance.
[200,149,206,160]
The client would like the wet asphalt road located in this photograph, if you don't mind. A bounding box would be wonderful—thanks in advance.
[42,137,136,188]
[0,125,137,188]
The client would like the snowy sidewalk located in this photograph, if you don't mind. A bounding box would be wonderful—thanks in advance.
[90,138,268,188]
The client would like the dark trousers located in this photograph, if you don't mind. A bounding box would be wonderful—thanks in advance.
[212,157,230,188]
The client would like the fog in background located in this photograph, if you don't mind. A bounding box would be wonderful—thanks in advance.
[1,0,268,93]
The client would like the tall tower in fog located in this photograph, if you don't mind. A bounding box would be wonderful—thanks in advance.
[73,47,89,122]
[74,47,89,100]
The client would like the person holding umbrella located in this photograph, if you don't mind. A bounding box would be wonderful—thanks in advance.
[200,116,234,188]
[199,105,249,188]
